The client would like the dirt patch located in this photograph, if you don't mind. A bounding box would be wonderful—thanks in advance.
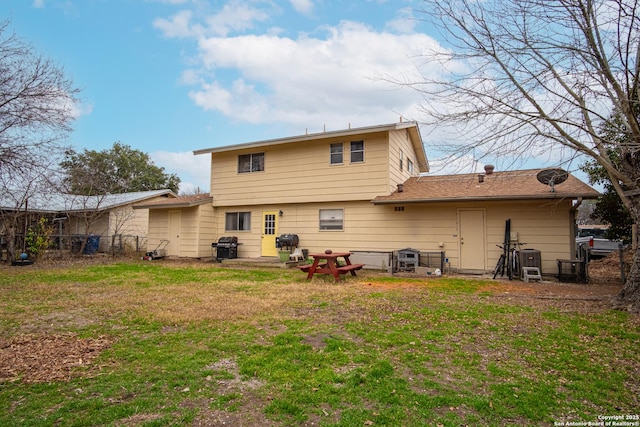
[10,252,136,270]
[0,333,113,383]
[189,358,275,427]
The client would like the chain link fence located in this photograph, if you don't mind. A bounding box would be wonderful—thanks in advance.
[1,234,147,261]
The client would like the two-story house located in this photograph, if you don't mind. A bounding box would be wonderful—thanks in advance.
[137,121,599,274]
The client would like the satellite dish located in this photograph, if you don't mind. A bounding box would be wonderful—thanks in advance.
[536,168,568,192]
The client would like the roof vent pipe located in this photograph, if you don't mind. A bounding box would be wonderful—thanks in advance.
[478,174,485,183]
[484,165,495,175]
[397,183,404,193]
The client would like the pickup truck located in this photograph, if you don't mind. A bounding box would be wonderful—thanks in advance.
[576,227,621,259]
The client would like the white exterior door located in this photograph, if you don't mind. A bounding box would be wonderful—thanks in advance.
[167,210,181,256]
[459,209,486,271]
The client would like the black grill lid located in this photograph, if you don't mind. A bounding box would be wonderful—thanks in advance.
[217,236,238,244]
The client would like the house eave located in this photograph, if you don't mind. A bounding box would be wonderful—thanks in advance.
[194,122,424,156]
[133,197,213,210]
[371,194,599,205]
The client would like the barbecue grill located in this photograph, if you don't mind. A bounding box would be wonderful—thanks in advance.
[212,236,239,261]
[277,234,299,250]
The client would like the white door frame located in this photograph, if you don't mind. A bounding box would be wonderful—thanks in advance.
[458,209,486,271]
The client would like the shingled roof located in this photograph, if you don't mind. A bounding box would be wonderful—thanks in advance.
[372,169,599,204]
[0,189,177,213]
[133,193,213,209]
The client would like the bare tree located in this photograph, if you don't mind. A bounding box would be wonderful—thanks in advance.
[406,0,640,310]
[0,164,69,261]
[0,20,79,177]
[179,186,207,196]
[105,201,137,256]
[0,169,40,260]
[60,185,110,257]
[0,19,78,259]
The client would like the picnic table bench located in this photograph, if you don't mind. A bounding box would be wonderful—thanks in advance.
[298,263,326,272]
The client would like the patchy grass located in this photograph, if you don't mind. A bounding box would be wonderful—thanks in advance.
[0,260,638,426]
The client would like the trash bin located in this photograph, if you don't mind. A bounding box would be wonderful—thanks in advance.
[83,235,100,255]
[279,250,290,262]
[71,237,83,254]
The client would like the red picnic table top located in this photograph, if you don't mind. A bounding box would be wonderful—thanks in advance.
[298,251,364,281]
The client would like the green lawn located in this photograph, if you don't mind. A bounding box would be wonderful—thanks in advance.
[0,261,637,426]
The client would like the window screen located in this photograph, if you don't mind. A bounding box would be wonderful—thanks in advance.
[330,143,343,164]
[319,209,344,230]
[238,153,265,173]
[350,140,364,163]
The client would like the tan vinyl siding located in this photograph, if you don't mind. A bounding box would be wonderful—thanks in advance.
[481,200,573,273]
[178,207,199,258]
[388,129,419,192]
[66,215,109,237]
[107,205,149,237]
[210,131,392,206]
[146,204,216,258]
[146,209,169,253]
[213,199,572,274]
[196,204,216,258]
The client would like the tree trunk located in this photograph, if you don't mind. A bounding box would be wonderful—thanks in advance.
[6,221,16,262]
[614,198,640,312]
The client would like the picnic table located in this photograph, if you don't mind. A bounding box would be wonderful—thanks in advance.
[298,251,364,281]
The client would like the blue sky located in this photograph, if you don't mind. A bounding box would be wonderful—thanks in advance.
[4,0,591,193]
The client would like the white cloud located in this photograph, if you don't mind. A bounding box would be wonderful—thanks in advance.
[183,20,444,130]
[290,0,314,15]
[427,154,485,175]
[154,10,197,38]
[385,8,417,34]
[179,69,204,86]
[151,150,211,193]
[155,1,272,38]
[204,0,271,36]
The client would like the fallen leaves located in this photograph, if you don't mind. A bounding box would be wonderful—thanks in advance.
[0,333,113,383]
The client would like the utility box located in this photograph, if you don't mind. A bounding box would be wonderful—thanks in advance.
[397,248,420,272]
[518,249,542,276]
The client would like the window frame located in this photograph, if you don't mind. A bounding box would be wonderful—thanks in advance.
[238,153,265,173]
[225,212,251,231]
[330,143,343,165]
[350,140,364,163]
[319,208,344,231]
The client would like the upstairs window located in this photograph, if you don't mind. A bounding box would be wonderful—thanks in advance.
[350,140,364,163]
[407,159,414,174]
[319,209,344,231]
[330,143,343,165]
[399,149,404,171]
[238,153,265,173]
